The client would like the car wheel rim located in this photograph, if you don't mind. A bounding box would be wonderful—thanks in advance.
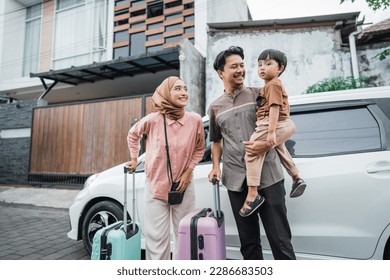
[87,210,119,243]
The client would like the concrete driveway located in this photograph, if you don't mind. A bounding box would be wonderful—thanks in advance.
[0,185,89,260]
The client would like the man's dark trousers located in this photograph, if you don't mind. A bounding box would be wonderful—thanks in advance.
[228,179,296,260]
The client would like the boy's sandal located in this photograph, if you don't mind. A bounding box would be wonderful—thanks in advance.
[290,178,307,198]
[239,194,265,217]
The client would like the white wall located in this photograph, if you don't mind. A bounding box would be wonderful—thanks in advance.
[0,1,4,77]
[105,0,115,61]
[0,0,26,81]
[179,39,205,115]
[195,0,250,57]
[205,25,354,109]
[194,0,207,56]
[357,44,390,87]
[207,0,249,23]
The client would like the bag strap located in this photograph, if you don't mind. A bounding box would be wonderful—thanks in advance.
[163,115,174,186]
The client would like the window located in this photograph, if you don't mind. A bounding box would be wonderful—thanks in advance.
[147,45,163,53]
[113,46,129,58]
[114,31,129,42]
[131,22,144,28]
[114,9,128,16]
[184,2,194,9]
[184,14,194,21]
[376,98,390,119]
[165,23,181,32]
[165,0,182,9]
[147,22,163,29]
[147,33,163,41]
[165,13,181,20]
[115,19,128,26]
[131,0,145,7]
[165,35,181,43]
[200,122,211,163]
[147,1,163,18]
[130,9,146,17]
[53,0,108,69]
[23,4,42,76]
[57,0,84,9]
[184,26,194,34]
[289,107,381,157]
[130,32,145,56]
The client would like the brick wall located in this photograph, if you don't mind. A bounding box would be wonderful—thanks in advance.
[0,100,35,185]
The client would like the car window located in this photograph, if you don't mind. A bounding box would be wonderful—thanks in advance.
[288,107,381,157]
[200,122,212,163]
[376,98,390,120]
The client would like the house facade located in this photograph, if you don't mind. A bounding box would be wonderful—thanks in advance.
[0,0,249,105]
[0,0,249,185]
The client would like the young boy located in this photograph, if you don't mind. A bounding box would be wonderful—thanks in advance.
[240,49,307,217]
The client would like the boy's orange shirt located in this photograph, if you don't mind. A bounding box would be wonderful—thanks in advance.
[256,77,290,121]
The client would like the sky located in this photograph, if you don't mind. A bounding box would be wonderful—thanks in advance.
[247,0,390,27]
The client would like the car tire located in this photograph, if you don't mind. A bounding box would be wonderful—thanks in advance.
[384,238,390,260]
[81,200,126,255]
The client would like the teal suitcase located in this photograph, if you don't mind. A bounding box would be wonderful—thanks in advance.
[91,166,141,260]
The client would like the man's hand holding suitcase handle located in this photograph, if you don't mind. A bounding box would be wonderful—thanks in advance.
[124,158,138,173]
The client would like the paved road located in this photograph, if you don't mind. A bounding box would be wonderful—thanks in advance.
[0,202,89,260]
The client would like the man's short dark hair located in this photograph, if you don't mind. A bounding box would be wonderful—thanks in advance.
[213,46,244,72]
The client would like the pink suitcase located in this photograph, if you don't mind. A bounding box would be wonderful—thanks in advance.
[177,177,226,260]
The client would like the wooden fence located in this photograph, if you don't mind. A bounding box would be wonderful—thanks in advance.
[29,95,153,184]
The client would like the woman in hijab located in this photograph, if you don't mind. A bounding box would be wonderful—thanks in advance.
[126,76,205,260]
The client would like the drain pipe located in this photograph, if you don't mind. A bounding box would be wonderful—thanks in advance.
[349,28,363,80]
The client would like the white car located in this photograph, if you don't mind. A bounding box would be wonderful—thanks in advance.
[68,86,390,260]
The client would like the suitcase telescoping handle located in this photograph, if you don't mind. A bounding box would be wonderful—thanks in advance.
[123,166,136,234]
[211,176,222,219]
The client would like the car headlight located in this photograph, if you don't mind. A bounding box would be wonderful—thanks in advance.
[83,173,99,189]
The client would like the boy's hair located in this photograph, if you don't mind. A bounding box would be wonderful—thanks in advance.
[258,49,287,77]
[213,46,244,72]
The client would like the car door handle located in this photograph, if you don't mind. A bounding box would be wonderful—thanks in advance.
[366,161,390,174]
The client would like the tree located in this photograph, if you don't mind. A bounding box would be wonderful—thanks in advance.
[340,0,389,10]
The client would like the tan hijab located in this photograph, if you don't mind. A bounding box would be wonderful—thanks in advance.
[152,76,185,120]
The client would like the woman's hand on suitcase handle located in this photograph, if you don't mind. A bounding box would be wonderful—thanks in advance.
[125,159,138,172]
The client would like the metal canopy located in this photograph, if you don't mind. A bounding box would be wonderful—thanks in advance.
[30,48,180,86]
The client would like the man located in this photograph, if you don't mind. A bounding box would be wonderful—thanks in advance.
[207,46,296,260]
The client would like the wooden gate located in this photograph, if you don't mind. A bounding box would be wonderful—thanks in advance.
[29,95,153,185]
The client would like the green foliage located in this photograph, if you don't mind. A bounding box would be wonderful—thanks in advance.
[305,76,374,93]
[340,0,390,11]
[375,48,390,60]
